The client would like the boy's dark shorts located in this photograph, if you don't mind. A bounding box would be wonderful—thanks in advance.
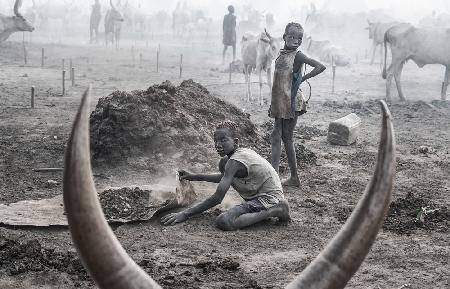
[235,192,283,213]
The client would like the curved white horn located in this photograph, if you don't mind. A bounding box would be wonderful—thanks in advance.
[286,100,396,289]
[14,0,23,17]
[63,86,162,289]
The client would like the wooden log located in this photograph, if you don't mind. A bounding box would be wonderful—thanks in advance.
[327,113,361,146]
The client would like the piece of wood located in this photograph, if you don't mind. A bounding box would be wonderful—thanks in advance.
[327,113,361,145]
[33,168,63,172]
[31,86,35,108]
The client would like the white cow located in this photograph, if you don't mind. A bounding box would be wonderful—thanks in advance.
[304,36,350,66]
[0,0,34,42]
[366,21,399,65]
[382,24,450,101]
[241,29,281,105]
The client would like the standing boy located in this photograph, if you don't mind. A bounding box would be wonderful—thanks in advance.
[270,23,326,187]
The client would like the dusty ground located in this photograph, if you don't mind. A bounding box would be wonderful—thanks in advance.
[0,37,449,289]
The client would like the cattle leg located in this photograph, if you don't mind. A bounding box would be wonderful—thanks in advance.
[393,61,406,101]
[244,65,251,102]
[370,43,376,65]
[441,66,450,100]
[258,67,263,106]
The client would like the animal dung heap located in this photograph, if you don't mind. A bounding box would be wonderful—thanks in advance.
[327,113,361,146]
[90,80,262,168]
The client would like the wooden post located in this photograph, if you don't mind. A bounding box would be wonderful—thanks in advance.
[71,67,75,86]
[31,86,35,108]
[332,57,336,94]
[22,32,27,65]
[156,49,159,73]
[179,54,183,78]
[229,62,232,84]
[41,48,44,67]
[62,70,66,96]
[69,59,73,79]
[131,45,135,65]
[139,53,142,67]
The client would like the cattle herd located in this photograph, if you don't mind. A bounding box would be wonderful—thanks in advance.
[0,1,449,289]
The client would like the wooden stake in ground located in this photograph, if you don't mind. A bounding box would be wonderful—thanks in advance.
[31,86,35,108]
[71,67,75,87]
[156,48,159,73]
[41,48,44,67]
[139,53,142,67]
[22,32,27,65]
[229,62,232,84]
[179,54,183,78]
[62,70,66,96]
[69,59,73,79]
[332,56,336,94]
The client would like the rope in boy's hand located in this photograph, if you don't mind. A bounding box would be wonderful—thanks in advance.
[303,64,312,103]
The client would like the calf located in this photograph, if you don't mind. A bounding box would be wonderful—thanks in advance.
[241,29,281,105]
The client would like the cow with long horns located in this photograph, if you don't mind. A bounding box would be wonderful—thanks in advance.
[104,0,124,48]
[0,0,34,43]
[63,85,396,289]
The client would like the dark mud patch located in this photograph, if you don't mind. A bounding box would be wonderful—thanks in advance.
[259,122,317,168]
[335,193,450,234]
[138,256,265,289]
[383,192,450,234]
[297,125,327,140]
[0,237,89,281]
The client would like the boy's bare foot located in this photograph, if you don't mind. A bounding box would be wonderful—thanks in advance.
[268,200,291,223]
[282,177,300,187]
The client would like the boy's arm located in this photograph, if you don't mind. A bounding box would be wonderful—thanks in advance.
[180,157,228,184]
[294,51,326,82]
[186,172,223,183]
[161,160,241,225]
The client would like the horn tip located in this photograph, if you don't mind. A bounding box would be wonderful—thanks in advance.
[379,99,392,119]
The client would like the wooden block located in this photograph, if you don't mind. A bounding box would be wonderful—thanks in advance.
[327,113,361,145]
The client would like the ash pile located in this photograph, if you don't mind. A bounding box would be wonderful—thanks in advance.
[90,80,263,171]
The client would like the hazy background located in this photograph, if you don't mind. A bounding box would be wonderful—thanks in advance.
[2,0,449,23]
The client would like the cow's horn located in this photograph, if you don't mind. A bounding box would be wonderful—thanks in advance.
[14,0,23,17]
[286,100,395,289]
[63,86,162,289]
[264,28,272,39]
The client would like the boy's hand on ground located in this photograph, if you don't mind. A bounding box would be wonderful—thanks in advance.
[161,212,188,226]
[178,170,194,181]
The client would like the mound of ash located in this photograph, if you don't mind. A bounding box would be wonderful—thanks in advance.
[336,192,450,235]
[90,80,262,168]
[0,237,88,280]
[99,187,154,221]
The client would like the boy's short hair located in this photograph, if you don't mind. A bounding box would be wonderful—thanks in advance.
[284,22,304,36]
[227,5,234,13]
[216,120,239,138]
